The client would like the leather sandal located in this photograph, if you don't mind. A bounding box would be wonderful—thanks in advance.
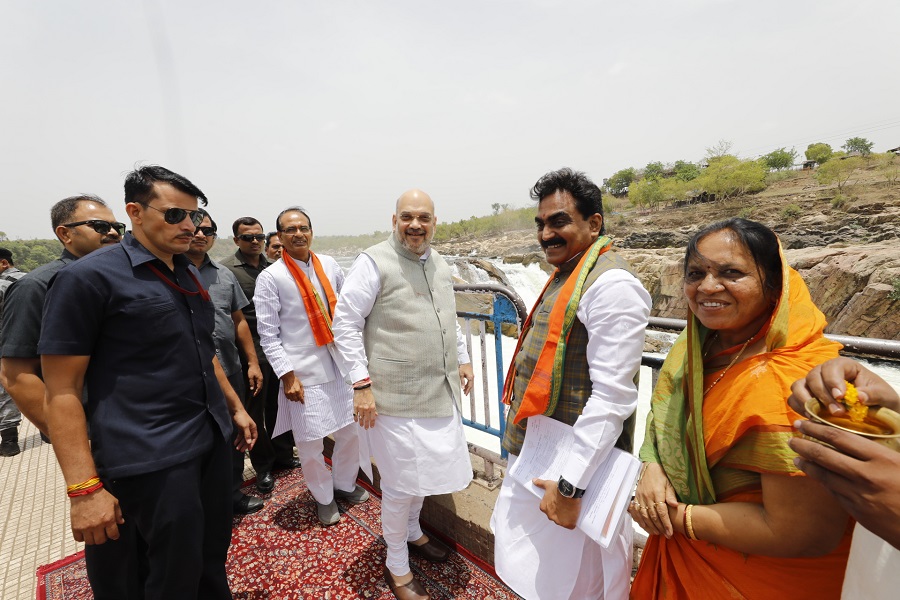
[383,567,430,600]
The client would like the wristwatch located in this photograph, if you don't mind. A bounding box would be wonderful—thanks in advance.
[557,477,586,499]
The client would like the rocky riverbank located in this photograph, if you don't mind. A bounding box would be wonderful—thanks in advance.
[434,166,900,340]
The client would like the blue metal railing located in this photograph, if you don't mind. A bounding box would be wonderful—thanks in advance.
[454,283,527,460]
[455,289,899,476]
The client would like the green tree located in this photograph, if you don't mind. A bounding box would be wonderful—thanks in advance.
[816,156,863,192]
[762,147,798,171]
[673,160,701,182]
[1,239,63,271]
[842,137,874,156]
[805,142,833,165]
[604,167,636,197]
[643,161,665,181]
[695,156,767,200]
[628,179,663,211]
[659,178,690,206]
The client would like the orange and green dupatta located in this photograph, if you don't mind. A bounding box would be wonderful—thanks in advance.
[638,245,841,505]
[501,236,612,423]
[282,251,337,347]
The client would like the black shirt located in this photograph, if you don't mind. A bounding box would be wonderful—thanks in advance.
[0,250,77,358]
[38,234,232,478]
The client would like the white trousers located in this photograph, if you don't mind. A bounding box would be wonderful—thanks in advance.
[492,454,632,600]
[380,485,427,577]
[295,422,360,505]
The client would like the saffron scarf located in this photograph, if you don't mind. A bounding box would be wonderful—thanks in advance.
[502,236,612,423]
[282,252,337,347]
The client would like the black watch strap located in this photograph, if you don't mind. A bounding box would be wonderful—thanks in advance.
[558,477,586,499]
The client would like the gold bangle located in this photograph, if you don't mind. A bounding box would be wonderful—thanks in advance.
[636,462,650,486]
[685,504,699,541]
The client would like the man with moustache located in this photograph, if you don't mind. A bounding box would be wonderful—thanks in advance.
[222,217,298,495]
[265,231,283,261]
[0,195,123,442]
[332,189,474,600]
[186,212,266,515]
[39,165,257,599]
[254,207,367,526]
[491,168,650,599]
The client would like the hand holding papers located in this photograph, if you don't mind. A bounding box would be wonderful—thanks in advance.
[507,415,640,548]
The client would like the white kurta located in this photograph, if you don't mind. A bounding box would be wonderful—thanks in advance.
[842,525,900,600]
[255,254,355,442]
[491,268,651,600]
[331,249,472,496]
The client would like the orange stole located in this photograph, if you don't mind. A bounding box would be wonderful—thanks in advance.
[282,252,337,346]
[500,237,612,423]
[631,269,850,598]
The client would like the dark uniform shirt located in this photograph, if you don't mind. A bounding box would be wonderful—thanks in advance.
[195,255,249,377]
[0,250,77,358]
[219,249,270,357]
[38,234,232,479]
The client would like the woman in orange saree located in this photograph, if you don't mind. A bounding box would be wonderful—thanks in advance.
[629,219,852,599]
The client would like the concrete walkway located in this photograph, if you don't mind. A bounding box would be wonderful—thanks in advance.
[0,418,81,599]
[0,418,261,600]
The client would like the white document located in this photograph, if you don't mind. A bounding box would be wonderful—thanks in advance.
[508,415,641,548]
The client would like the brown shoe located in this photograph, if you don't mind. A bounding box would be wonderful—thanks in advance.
[383,567,430,600]
[407,537,450,562]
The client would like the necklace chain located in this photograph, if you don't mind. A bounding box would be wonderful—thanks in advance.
[703,335,754,395]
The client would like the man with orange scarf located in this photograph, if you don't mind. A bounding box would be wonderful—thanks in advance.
[491,168,651,599]
[254,207,367,526]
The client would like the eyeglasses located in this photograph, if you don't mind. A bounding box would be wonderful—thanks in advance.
[238,234,266,242]
[280,226,311,235]
[63,220,127,236]
[142,204,204,227]
[194,226,217,237]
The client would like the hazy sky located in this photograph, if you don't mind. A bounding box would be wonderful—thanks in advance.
[3,0,898,240]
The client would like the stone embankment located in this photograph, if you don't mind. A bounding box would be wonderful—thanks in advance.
[440,234,900,341]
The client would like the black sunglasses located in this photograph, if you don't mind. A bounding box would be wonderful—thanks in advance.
[142,204,204,227]
[238,234,266,242]
[63,220,127,236]
[195,226,217,237]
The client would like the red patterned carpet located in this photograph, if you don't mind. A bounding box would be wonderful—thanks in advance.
[37,468,520,599]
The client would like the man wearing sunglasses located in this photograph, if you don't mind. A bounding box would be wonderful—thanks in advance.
[186,212,266,516]
[38,165,257,599]
[1,195,122,451]
[222,217,299,496]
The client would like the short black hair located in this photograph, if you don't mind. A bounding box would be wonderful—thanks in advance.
[0,248,13,264]
[266,231,280,248]
[50,194,108,230]
[530,168,605,234]
[275,206,312,232]
[123,165,208,207]
[198,209,218,233]
[232,217,262,236]
[684,218,783,300]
